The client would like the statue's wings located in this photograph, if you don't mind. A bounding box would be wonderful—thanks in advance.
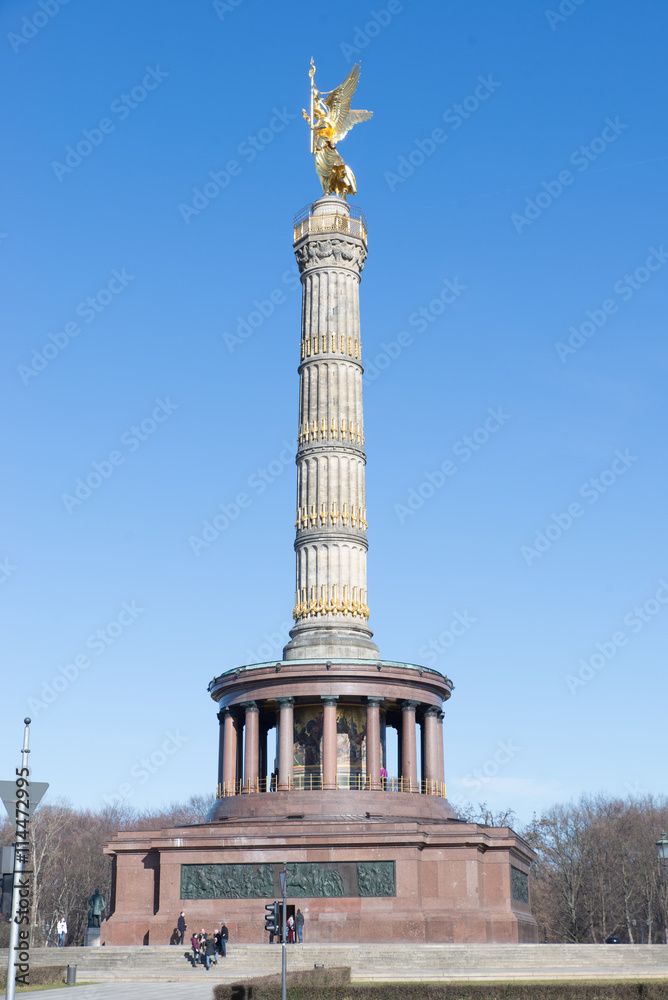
[323,62,373,144]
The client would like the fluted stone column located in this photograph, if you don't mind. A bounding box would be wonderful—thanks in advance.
[365,697,382,790]
[437,710,446,790]
[222,709,238,794]
[423,706,440,791]
[322,695,339,790]
[277,697,294,791]
[401,701,418,791]
[242,701,259,792]
[284,196,379,661]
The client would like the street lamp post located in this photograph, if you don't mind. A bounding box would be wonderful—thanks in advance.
[656,831,668,944]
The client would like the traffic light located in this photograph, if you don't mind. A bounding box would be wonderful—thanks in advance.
[264,900,279,935]
[1,874,12,915]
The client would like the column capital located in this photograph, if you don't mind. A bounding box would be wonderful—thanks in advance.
[241,700,259,714]
[423,705,440,718]
[401,700,419,713]
[438,710,445,723]
[321,695,339,707]
[366,696,383,708]
[276,696,295,708]
[218,707,235,722]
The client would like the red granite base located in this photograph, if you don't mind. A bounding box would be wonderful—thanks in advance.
[102,809,538,945]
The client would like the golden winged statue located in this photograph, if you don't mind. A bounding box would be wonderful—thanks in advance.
[302,59,373,200]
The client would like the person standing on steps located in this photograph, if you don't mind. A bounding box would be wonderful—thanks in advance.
[295,908,304,943]
[177,911,186,945]
[190,932,200,967]
[205,933,217,968]
[219,921,228,957]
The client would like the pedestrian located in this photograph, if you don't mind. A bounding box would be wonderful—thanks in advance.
[177,911,186,945]
[380,765,388,789]
[57,917,67,947]
[287,913,294,943]
[219,921,228,957]
[190,932,200,967]
[295,908,304,943]
[204,933,217,970]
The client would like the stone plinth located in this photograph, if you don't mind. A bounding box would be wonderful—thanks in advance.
[102,815,538,946]
[84,927,101,947]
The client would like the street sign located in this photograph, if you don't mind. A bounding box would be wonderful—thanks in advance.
[0,780,49,825]
[279,868,287,896]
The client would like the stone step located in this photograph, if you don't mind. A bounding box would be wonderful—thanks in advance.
[6,943,668,977]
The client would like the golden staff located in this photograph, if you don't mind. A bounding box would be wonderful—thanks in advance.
[309,57,315,155]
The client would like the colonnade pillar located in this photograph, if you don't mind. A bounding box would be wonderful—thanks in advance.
[401,701,418,790]
[437,710,445,788]
[217,710,225,790]
[242,701,259,792]
[277,697,294,791]
[365,697,382,790]
[221,709,239,794]
[322,696,339,790]
[423,706,440,790]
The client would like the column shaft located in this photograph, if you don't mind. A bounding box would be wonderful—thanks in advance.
[437,711,445,791]
[365,699,381,790]
[242,702,260,792]
[423,707,439,792]
[285,198,378,661]
[322,696,339,790]
[222,711,238,794]
[277,698,294,791]
[217,711,225,792]
[401,702,418,791]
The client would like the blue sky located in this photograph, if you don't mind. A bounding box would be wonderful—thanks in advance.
[2,0,667,824]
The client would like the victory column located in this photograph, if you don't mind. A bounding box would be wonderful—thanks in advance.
[101,62,538,947]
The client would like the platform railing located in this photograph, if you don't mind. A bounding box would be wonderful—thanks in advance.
[293,203,367,243]
[216,776,446,799]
